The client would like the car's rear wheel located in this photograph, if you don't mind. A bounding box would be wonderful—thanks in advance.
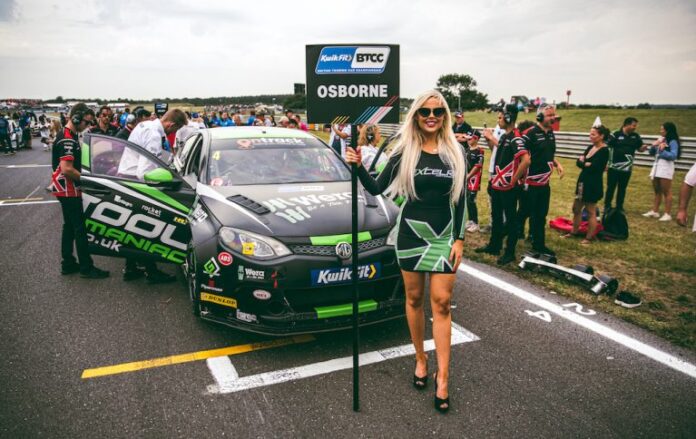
[186,246,200,317]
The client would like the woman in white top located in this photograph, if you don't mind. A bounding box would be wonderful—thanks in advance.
[357,124,387,171]
[643,122,681,221]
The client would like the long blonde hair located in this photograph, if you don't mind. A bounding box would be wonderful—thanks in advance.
[386,90,466,203]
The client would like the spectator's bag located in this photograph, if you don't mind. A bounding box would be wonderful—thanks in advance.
[599,208,629,241]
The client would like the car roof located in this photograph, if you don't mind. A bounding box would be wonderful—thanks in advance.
[207,126,315,141]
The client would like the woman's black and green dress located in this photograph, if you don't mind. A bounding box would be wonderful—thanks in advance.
[357,151,467,273]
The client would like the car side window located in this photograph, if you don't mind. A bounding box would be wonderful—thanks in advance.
[177,134,200,172]
[90,136,163,182]
[186,140,203,177]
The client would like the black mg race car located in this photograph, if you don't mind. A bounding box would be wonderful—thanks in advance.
[79,127,404,335]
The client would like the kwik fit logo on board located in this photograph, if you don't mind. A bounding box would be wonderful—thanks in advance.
[316,46,390,74]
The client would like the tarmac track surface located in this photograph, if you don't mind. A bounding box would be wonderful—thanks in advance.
[0,140,694,438]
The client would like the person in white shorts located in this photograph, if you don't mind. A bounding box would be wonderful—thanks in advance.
[676,162,696,231]
[643,122,681,221]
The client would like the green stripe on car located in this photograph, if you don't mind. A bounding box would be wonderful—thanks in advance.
[124,182,190,214]
[310,231,372,246]
[82,142,90,167]
[314,299,378,319]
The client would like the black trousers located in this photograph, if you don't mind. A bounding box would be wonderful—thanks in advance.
[466,190,479,224]
[517,187,530,238]
[490,188,519,255]
[0,132,12,153]
[58,196,93,272]
[527,185,551,250]
[605,169,631,210]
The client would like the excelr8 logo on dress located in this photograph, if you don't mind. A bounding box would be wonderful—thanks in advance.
[316,46,390,74]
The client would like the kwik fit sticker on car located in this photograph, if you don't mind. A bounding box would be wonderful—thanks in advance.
[311,263,381,286]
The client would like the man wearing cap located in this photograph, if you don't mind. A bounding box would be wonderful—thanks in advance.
[116,113,136,140]
[453,112,473,148]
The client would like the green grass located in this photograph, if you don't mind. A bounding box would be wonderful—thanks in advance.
[463,158,696,350]
[460,109,696,137]
[313,129,696,350]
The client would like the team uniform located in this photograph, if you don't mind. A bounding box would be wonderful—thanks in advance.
[575,145,609,203]
[605,130,643,210]
[488,131,527,256]
[51,127,94,273]
[465,147,484,225]
[522,125,556,252]
[453,121,473,148]
[90,123,119,137]
[357,151,467,273]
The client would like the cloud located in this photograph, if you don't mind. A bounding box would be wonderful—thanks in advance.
[0,0,694,104]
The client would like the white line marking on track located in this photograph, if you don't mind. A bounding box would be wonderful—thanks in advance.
[0,164,51,168]
[207,356,239,388]
[0,200,58,207]
[458,262,696,379]
[207,323,479,394]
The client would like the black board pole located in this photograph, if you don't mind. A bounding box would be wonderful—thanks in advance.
[350,123,360,412]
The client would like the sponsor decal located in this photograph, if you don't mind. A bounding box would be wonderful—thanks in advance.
[210,177,224,187]
[82,193,187,263]
[242,242,255,255]
[253,290,272,300]
[243,267,265,281]
[261,192,365,224]
[236,138,305,148]
[236,309,258,323]
[237,265,245,281]
[200,292,237,309]
[277,185,325,193]
[188,205,208,226]
[414,167,454,178]
[141,205,162,218]
[316,46,390,74]
[203,257,221,278]
[200,283,223,293]
[218,252,233,266]
[173,216,187,225]
[212,151,221,160]
[86,235,121,252]
[114,195,133,208]
[335,242,352,260]
[310,263,381,286]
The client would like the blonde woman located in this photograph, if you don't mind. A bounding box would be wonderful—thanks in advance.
[345,90,467,413]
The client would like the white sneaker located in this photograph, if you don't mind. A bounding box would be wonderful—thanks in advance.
[642,210,659,218]
[466,223,479,232]
[658,213,672,221]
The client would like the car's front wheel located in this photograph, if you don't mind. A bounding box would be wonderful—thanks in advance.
[186,246,200,317]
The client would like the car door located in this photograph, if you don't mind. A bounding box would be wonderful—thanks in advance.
[79,133,196,265]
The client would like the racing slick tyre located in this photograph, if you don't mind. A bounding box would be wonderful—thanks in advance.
[597,274,619,296]
[572,264,594,275]
[186,246,201,317]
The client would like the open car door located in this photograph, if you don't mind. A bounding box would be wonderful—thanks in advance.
[79,133,195,264]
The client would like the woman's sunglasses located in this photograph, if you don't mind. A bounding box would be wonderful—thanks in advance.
[416,107,446,118]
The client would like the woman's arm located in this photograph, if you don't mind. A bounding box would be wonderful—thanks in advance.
[353,151,401,195]
[658,140,679,161]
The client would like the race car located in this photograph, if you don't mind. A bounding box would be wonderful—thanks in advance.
[79,127,404,335]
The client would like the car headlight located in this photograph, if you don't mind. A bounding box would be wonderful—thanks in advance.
[219,227,292,260]
[386,225,398,246]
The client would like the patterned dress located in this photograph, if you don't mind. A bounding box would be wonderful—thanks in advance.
[357,151,467,273]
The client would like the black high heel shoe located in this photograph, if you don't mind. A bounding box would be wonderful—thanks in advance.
[413,353,428,390]
[433,372,450,413]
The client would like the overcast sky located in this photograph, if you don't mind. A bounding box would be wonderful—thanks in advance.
[1,0,694,104]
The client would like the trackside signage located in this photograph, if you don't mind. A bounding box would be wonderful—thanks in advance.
[306,44,399,124]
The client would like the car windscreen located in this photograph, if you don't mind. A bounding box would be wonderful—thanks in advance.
[207,137,352,186]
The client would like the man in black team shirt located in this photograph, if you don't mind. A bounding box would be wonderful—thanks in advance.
[605,117,649,212]
[90,105,119,137]
[517,104,564,255]
[50,103,109,278]
[476,105,529,264]
[453,112,473,149]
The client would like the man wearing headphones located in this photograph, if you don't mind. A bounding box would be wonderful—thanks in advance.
[517,104,564,255]
[476,105,529,264]
[51,103,109,278]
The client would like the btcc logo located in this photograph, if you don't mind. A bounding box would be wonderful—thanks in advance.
[356,53,383,63]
